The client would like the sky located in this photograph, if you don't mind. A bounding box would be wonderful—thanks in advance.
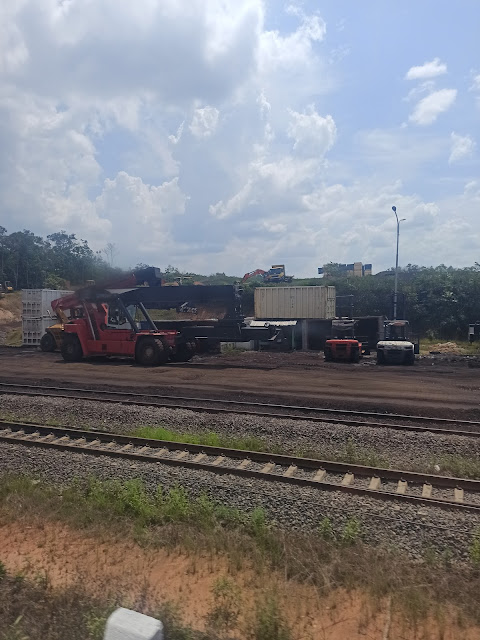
[0,0,479,276]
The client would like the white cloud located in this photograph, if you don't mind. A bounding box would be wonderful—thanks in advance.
[469,74,480,92]
[189,106,219,139]
[405,58,447,80]
[287,106,336,156]
[449,133,476,164]
[409,89,457,125]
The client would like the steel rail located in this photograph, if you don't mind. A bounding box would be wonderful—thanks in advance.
[0,419,479,513]
[0,382,479,437]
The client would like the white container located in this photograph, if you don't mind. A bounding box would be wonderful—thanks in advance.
[22,289,72,318]
[254,286,336,320]
[22,316,55,346]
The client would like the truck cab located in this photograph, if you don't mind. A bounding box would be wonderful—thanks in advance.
[377,320,415,365]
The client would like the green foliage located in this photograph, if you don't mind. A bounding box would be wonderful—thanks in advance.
[341,518,362,545]
[318,517,334,540]
[470,528,480,565]
[132,426,268,453]
[0,228,117,288]
[44,273,68,290]
[250,594,292,640]
[206,577,241,634]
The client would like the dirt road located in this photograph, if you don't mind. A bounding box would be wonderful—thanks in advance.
[0,348,479,418]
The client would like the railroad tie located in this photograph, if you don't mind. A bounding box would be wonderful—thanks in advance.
[454,487,464,503]
[153,448,168,457]
[422,483,432,498]
[261,462,275,474]
[313,469,326,482]
[397,480,407,494]
[237,459,250,469]
[283,465,297,477]
[341,472,354,486]
[119,444,133,452]
[174,451,188,460]
[53,436,70,443]
[369,476,381,490]
[211,456,226,466]
[83,439,101,448]
[103,441,115,449]
[193,453,207,463]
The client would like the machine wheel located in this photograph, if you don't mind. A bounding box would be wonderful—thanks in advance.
[61,335,83,362]
[135,337,167,366]
[376,350,385,365]
[170,340,196,363]
[352,350,360,363]
[404,353,415,366]
[324,348,332,362]
[40,332,56,352]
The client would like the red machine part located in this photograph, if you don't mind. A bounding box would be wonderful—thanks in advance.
[242,269,267,282]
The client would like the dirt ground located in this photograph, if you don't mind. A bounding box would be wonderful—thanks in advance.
[1,347,480,418]
[1,518,478,640]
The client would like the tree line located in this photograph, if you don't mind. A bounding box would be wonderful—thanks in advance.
[1,228,478,338]
[0,227,118,290]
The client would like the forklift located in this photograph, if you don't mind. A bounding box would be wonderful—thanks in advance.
[324,319,362,363]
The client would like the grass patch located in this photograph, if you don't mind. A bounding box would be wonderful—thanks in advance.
[132,425,279,453]
[432,454,480,479]
[2,473,480,631]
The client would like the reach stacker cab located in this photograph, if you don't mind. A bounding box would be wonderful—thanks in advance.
[324,319,362,363]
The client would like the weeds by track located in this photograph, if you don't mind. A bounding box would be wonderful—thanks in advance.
[0,381,480,438]
[1,418,479,513]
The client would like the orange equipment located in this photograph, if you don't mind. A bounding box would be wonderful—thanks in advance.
[324,319,362,363]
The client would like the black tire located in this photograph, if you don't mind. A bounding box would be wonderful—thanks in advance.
[352,350,360,363]
[135,337,167,366]
[405,352,415,366]
[40,332,56,352]
[61,335,83,362]
[376,350,385,365]
[170,340,196,363]
[324,349,332,362]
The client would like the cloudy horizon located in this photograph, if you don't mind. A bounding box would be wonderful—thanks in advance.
[1,1,478,276]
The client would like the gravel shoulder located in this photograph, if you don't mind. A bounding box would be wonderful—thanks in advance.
[0,440,478,563]
[1,394,479,475]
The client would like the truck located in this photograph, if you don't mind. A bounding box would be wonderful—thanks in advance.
[376,320,416,365]
[242,265,293,284]
[45,269,284,364]
[324,319,362,363]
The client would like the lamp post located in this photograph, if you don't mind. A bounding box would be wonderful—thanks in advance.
[391,206,405,320]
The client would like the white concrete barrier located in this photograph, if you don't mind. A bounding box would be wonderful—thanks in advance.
[104,608,163,640]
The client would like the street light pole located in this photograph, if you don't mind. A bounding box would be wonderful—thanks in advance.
[391,206,405,320]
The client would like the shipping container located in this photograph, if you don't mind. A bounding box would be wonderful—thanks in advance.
[254,286,336,320]
[22,316,55,346]
[22,289,72,318]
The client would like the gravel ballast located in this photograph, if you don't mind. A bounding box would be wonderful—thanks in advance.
[1,394,479,474]
[0,440,478,562]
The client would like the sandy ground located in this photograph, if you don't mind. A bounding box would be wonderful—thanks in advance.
[0,517,479,640]
[1,347,480,418]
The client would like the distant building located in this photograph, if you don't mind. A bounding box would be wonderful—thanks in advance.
[318,262,372,277]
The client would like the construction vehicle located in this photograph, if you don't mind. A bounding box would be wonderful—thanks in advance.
[376,320,416,365]
[45,268,283,365]
[324,319,362,363]
[242,265,293,284]
[1,281,13,293]
[40,268,164,353]
[468,322,480,343]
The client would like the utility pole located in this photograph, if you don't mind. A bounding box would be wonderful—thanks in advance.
[391,206,405,320]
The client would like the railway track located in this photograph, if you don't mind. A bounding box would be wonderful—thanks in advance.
[0,382,480,438]
[0,418,479,512]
